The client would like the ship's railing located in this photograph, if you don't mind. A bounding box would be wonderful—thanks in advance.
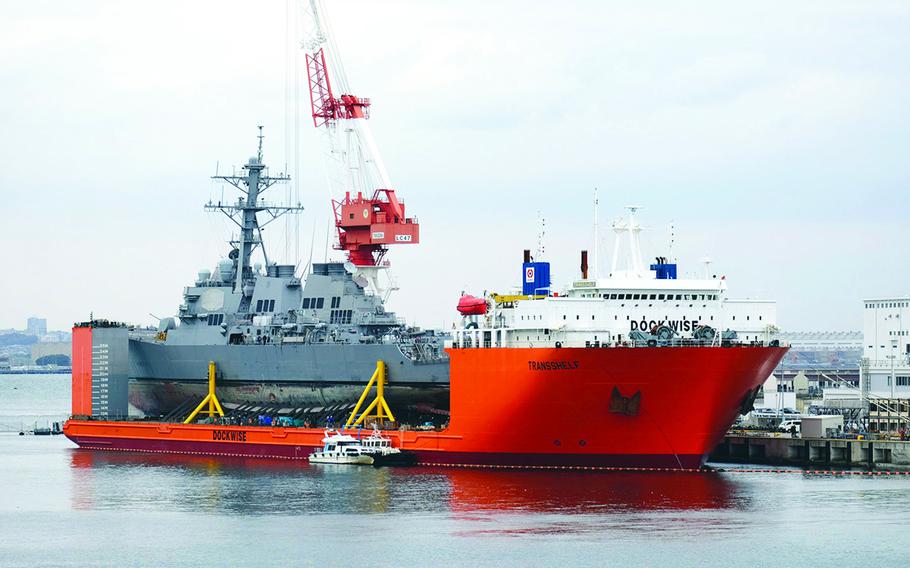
[448,328,784,349]
[862,357,910,369]
[449,340,777,349]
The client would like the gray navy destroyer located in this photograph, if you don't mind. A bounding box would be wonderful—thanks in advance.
[127,130,449,416]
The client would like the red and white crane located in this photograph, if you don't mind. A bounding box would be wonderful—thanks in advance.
[299,0,419,298]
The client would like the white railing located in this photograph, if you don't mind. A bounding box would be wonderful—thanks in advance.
[863,358,910,369]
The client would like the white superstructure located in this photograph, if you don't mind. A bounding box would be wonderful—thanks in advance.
[453,208,777,349]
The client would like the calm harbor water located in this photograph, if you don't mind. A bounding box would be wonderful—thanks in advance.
[1,374,908,567]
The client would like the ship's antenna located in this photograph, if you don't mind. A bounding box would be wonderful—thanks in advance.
[257,125,264,162]
[536,211,546,259]
[593,187,599,280]
[625,205,644,276]
[669,222,676,262]
[302,221,317,277]
[284,2,291,265]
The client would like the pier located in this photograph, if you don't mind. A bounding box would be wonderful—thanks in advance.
[711,434,910,469]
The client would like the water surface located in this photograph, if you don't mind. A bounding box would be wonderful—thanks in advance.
[0,375,903,567]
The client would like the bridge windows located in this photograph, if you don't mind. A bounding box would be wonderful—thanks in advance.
[206,313,224,326]
[330,309,353,324]
[303,297,325,310]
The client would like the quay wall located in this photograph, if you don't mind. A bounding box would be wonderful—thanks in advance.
[710,435,910,469]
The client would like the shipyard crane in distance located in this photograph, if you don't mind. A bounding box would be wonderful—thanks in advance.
[300,0,418,299]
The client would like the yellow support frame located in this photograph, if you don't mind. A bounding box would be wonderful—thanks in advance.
[344,360,395,429]
[492,293,546,304]
[184,361,225,424]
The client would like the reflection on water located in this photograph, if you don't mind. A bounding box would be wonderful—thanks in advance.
[10,379,910,565]
[6,436,910,566]
[69,449,742,517]
[444,468,739,513]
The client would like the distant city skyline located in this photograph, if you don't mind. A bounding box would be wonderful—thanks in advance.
[2,1,908,332]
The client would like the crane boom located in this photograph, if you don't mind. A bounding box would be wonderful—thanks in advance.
[299,0,417,275]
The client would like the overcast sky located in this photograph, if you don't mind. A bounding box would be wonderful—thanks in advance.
[2,1,908,332]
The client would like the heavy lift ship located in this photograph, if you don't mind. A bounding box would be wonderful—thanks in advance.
[65,245,787,469]
[63,1,787,468]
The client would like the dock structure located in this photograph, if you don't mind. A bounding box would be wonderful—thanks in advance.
[711,434,910,469]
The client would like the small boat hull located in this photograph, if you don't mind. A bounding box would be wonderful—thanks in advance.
[309,454,374,465]
[371,451,418,467]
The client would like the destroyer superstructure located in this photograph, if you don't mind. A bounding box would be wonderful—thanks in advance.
[125,130,446,415]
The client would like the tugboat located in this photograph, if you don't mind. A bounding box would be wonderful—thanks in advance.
[360,429,417,466]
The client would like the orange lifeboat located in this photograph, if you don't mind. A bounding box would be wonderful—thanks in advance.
[456,295,487,316]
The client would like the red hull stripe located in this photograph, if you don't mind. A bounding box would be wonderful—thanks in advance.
[68,435,703,469]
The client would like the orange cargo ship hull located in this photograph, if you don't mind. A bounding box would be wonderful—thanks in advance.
[65,346,787,469]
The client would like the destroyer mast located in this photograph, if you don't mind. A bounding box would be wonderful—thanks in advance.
[205,126,304,296]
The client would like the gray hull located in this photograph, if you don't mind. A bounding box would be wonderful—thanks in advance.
[129,380,449,417]
[128,339,450,415]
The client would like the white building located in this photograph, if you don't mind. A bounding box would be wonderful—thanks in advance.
[777,331,863,352]
[861,297,910,398]
[861,297,910,431]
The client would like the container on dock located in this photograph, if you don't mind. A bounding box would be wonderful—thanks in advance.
[801,415,844,438]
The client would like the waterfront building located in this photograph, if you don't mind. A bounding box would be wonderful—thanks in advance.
[775,331,862,393]
[757,331,861,413]
[861,297,910,432]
